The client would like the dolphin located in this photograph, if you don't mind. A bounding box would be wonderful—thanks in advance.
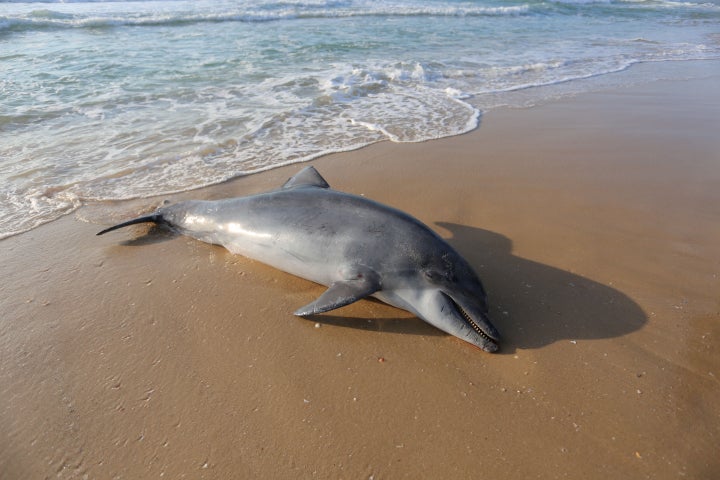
[97,166,500,352]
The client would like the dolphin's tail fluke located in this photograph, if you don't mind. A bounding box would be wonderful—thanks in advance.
[96,214,163,236]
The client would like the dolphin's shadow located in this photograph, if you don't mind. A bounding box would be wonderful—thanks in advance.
[117,225,178,247]
[437,222,647,351]
[302,298,446,337]
[304,315,445,337]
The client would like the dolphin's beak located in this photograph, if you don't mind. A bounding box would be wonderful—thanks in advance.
[443,292,501,352]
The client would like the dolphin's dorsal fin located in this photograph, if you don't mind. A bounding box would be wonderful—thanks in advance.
[293,266,381,316]
[282,166,330,189]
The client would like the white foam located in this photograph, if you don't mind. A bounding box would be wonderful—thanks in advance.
[0,187,81,240]
[0,1,532,34]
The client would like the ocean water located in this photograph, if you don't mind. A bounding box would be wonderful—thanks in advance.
[1,0,719,239]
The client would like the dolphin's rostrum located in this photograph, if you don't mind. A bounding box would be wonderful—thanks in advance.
[98,166,501,352]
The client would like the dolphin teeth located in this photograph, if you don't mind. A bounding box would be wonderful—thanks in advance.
[455,301,496,344]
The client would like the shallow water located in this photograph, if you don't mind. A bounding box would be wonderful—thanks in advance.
[1,0,719,238]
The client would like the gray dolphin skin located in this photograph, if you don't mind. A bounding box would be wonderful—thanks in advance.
[97,166,501,352]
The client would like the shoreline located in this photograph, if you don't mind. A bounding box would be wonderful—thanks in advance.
[2,60,719,478]
[3,58,720,242]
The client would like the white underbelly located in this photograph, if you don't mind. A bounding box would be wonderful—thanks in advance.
[217,235,340,287]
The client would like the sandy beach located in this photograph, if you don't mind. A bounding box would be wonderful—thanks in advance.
[1,61,719,479]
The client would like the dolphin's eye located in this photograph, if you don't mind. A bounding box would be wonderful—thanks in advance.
[424,270,442,282]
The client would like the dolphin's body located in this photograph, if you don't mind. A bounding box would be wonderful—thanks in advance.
[98,166,500,352]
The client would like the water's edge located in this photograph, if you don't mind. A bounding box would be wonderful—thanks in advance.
[3,58,719,241]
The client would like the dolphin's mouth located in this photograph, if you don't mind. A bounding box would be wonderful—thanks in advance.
[450,298,499,351]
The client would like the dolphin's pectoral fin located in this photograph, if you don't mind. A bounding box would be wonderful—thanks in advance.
[293,280,380,316]
[282,166,330,190]
[294,269,381,316]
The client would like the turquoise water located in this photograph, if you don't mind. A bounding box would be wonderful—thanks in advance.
[1,0,719,238]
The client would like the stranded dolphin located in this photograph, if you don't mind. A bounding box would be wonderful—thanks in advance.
[97,166,501,352]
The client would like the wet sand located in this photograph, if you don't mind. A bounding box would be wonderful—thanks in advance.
[1,62,719,479]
